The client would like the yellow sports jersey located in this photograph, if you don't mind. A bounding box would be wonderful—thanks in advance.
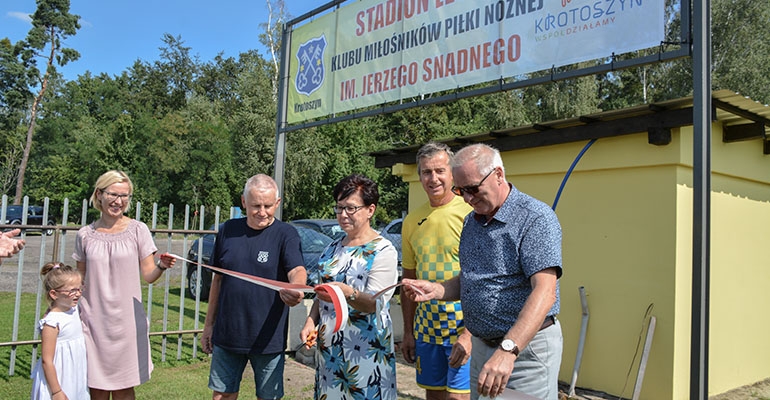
[402,196,472,345]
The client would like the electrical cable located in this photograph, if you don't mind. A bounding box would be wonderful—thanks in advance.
[552,138,597,211]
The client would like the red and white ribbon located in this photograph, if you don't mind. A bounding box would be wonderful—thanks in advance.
[168,253,315,293]
[168,253,422,337]
[168,253,349,334]
[314,284,349,343]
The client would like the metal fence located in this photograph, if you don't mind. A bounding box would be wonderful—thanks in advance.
[0,195,233,376]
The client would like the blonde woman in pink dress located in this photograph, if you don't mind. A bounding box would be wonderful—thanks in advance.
[73,170,175,400]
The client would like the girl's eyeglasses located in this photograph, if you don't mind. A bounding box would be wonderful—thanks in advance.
[55,286,85,297]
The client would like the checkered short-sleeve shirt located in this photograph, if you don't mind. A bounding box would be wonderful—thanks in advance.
[459,185,562,339]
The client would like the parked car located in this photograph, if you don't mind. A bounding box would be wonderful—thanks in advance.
[291,219,345,240]
[379,218,403,290]
[380,218,402,263]
[185,223,333,301]
[1,205,56,235]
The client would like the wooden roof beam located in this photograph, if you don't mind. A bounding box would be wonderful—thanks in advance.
[723,121,765,142]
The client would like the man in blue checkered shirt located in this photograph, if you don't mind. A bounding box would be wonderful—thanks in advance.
[403,143,563,400]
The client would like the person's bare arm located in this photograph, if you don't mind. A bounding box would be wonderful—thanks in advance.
[400,268,418,363]
[76,261,86,280]
[402,275,461,303]
[315,281,381,314]
[300,300,320,349]
[40,325,67,399]
[448,327,472,368]
[316,246,399,314]
[476,268,559,397]
[279,266,308,307]
[139,253,175,283]
[0,228,25,258]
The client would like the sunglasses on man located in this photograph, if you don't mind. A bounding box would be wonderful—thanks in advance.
[451,168,496,196]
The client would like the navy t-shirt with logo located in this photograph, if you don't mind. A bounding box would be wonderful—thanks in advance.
[211,218,304,354]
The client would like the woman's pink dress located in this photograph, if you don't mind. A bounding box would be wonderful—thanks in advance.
[73,219,157,390]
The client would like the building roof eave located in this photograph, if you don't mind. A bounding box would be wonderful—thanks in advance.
[372,90,770,168]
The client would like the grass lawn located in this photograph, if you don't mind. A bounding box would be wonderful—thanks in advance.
[1,286,417,399]
[0,284,218,399]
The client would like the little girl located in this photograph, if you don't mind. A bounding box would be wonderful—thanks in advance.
[30,262,90,400]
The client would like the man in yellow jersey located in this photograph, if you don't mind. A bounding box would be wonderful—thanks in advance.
[401,142,473,400]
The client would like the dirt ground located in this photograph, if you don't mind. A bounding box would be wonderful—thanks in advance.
[559,378,770,400]
[705,380,770,400]
[284,347,770,400]
[283,351,624,400]
[284,346,431,399]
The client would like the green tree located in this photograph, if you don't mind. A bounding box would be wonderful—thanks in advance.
[307,115,408,222]
[259,0,287,100]
[0,38,30,196]
[12,0,80,204]
[226,51,279,180]
[710,0,770,104]
[22,72,126,217]
[0,38,30,131]
[0,38,26,194]
[15,0,768,225]
[638,0,770,104]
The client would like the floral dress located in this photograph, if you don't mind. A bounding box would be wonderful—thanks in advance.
[309,236,399,400]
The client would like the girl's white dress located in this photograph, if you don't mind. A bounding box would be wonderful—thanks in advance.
[30,305,90,400]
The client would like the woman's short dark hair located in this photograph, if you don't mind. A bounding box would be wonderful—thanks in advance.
[333,174,379,206]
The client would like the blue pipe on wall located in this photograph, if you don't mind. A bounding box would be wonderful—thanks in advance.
[552,138,597,211]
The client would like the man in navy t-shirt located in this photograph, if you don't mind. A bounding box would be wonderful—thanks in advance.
[201,174,307,400]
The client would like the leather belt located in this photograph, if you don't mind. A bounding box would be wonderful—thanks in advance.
[479,316,556,348]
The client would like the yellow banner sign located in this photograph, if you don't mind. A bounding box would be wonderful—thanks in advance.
[287,0,663,123]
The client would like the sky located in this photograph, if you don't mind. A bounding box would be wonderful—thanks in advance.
[2,0,326,81]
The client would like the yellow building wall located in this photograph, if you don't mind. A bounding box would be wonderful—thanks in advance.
[502,134,681,400]
[392,163,425,213]
[391,123,770,399]
[673,125,770,398]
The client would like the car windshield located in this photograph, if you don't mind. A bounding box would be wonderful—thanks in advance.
[2,206,22,214]
[387,221,401,234]
[296,226,333,252]
[323,224,345,240]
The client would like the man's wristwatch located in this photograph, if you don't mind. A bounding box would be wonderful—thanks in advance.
[347,289,358,301]
[500,339,520,356]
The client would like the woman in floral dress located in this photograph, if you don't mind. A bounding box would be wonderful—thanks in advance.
[301,174,399,400]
